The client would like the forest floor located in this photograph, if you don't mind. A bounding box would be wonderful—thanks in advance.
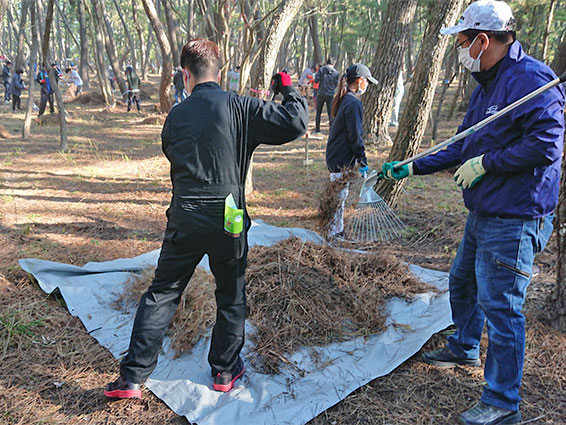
[0,76,564,425]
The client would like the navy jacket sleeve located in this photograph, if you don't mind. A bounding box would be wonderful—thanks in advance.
[344,100,367,166]
[412,122,470,175]
[248,86,309,147]
[482,69,564,174]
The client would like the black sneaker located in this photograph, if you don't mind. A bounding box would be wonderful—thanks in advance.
[459,401,521,425]
[421,347,481,367]
[213,357,245,392]
[104,376,142,399]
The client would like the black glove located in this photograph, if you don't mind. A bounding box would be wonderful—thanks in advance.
[270,71,292,96]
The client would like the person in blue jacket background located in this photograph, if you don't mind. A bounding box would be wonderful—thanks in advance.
[325,63,377,239]
[382,1,564,424]
[36,68,54,117]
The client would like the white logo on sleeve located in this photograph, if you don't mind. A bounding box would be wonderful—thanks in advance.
[486,105,499,115]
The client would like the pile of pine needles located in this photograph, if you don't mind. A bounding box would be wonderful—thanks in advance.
[112,238,437,373]
[245,238,438,374]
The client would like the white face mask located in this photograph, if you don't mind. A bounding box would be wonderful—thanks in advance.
[356,78,368,95]
[458,35,484,73]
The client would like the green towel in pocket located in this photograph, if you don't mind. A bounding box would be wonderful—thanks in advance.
[224,193,243,237]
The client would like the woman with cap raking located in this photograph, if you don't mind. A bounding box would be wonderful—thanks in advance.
[325,63,377,240]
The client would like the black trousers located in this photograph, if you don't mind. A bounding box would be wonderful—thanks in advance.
[127,92,140,111]
[12,94,21,111]
[120,208,248,384]
[38,91,54,116]
[315,94,333,131]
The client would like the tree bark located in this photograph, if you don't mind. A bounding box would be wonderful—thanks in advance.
[238,0,264,95]
[23,0,38,140]
[406,17,416,77]
[0,0,8,39]
[432,48,458,141]
[76,0,89,89]
[298,23,308,72]
[55,2,64,61]
[187,0,195,39]
[161,0,181,67]
[377,0,464,205]
[131,0,148,80]
[91,0,127,96]
[86,0,112,105]
[546,142,566,331]
[113,0,137,69]
[551,35,566,76]
[42,0,68,152]
[141,0,173,112]
[252,0,304,97]
[308,11,322,66]
[541,0,557,63]
[143,25,154,79]
[15,2,29,70]
[362,0,418,147]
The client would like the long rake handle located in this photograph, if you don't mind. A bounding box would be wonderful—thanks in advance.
[388,71,566,171]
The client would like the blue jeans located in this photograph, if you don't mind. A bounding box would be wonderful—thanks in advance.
[446,212,553,411]
[174,88,186,104]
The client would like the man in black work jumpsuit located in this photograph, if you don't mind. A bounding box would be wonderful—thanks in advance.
[104,38,308,398]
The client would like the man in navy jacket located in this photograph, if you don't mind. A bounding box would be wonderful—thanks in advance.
[382,1,564,424]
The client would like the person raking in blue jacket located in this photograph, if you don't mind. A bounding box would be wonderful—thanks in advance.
[325,63,377,240]
[382,1,565,424]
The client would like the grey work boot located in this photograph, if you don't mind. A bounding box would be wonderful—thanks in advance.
[459,401,521,425]
[421,347,481,367]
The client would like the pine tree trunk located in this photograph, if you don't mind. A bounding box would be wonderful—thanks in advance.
[0,0,8,37]
[253,0,304,96]
[541,0,557,63]
[551,36,566,76]
[298,24,308,72]
[86,1,112,106]
[546,135,566,331]
[308,12,322,66]
[131,0,148,80]
[23,0,37,140]
[432,48,458,141]
[377,0,464,205]
[406,18,415,77]
[91,0,127,96]
[143,27,153,79]
[77,0,89,89]
[42,0,68,152]
[14,2,29,70]
[187,0,195,38]
[161,0,181,67]
[362,0,418,147]
[141,0,173,112]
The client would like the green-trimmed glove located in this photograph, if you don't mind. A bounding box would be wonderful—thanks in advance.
[382,161,413,181]
[454,154,486,189]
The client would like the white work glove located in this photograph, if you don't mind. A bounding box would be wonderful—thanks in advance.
[454,154,486,189]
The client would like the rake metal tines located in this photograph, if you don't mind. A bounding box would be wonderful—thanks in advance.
[345,171,407,243]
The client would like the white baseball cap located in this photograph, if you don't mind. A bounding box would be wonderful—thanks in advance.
[440,0,515,35]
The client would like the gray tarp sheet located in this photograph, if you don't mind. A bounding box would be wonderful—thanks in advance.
[19,220,452,425]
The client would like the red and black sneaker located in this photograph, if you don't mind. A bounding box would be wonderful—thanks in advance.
[213,357,245,392]
[104,376,142,399]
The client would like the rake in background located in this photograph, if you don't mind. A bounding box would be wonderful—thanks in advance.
[345,170,407,243]
[345,70,566,243]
